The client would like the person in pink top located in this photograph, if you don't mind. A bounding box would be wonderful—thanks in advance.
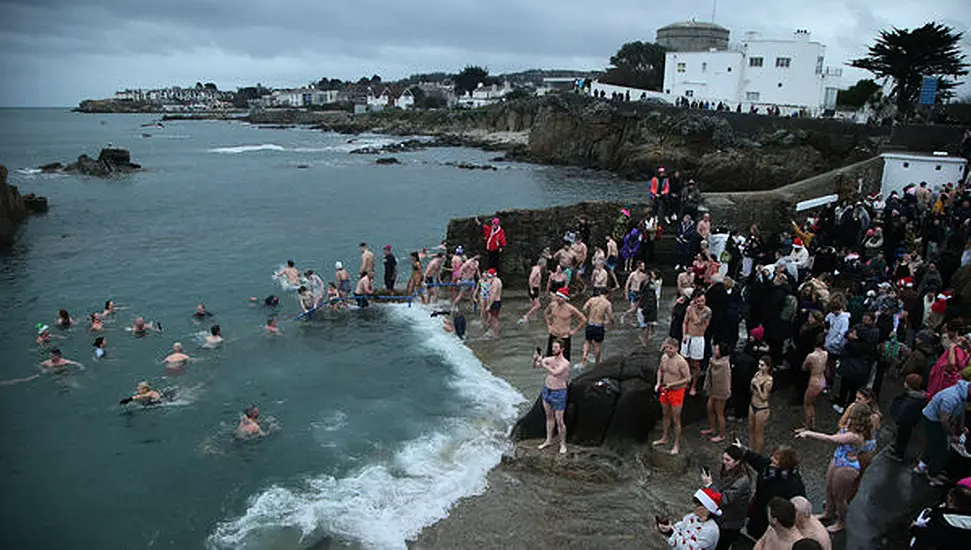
[927,337,969,400]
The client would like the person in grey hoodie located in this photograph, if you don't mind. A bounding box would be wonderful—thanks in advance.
[702,444,755,549]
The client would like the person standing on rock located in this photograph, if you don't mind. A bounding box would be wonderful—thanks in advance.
[654,337,692,455]
[581,290,614,368]
[544,287,586,362]
[484,268,503,338]
[623,261,649,322]
[682,293,712,396]
[520,257,546,324]
[359,242,376,277]
[477,216,506,274]
[605,235,621,289]
[533,339,570,454]
[422,252,446,304]
[335,262,352,299]
[382,244,397,292]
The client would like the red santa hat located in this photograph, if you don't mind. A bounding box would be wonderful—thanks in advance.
[931,292,952,314]
[487,268,497,276]
[793,238,803,248]
[694,488,722,516]
[898,277,914,288]
[555,287,570,300]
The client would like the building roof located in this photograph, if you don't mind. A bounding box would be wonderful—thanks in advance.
[658,20,729,32]
[881,152,967,164]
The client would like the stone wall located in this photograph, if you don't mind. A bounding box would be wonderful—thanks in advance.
[0,165,29,246]
[890,123,970,155]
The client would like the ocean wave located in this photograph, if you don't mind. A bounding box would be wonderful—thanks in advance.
[208,144,287,154]
[16,168,42,175]
[207,304,525,550]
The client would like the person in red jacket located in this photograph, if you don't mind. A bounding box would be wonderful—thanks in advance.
[477,216,506,273]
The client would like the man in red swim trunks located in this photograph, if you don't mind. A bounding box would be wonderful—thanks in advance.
[653,337,692,455]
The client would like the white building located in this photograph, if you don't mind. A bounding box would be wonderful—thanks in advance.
[456,82,513,109]
[662,29,842,114]
[880,152,968,197]
[365,86,415,110]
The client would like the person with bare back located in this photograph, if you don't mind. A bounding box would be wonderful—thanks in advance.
[605,235,621,289]
[581,290,615,367]
[623,261,648,321]
[544,287,587,362]
[682,294,712,396]
[654,338,692,455]
[533,339,571,454]
[802,335,828,429]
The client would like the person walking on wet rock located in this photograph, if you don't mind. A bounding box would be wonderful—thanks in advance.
[476,215,506,274]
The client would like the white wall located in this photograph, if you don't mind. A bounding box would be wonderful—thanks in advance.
[664,51,742,105]
[741,37,825,108]
[588,80,670,102]
[880,154,968,196]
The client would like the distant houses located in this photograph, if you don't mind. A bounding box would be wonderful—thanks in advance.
[113,86,233,111]
[366,86,416,110]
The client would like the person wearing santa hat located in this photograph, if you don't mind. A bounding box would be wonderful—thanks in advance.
[656,487,722,549]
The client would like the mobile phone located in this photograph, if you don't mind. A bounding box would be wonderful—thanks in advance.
[701,466,710,477]
[535,346,542,356]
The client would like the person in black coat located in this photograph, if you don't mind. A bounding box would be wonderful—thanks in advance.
[730,329,769,421]
[734,441,807,539]
[910,483,971,549]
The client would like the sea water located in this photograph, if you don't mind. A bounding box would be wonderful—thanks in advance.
[0,109,640,549]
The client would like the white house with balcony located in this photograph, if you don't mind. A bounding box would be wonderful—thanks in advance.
[456,82,513,109]
[662,29,842,114]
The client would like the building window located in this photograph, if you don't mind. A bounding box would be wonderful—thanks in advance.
[749,57,764,67]
[815,56,824,74]
[902,162,909,168]
[685,90,694,97]
[727,67,732,72]
[677,62,686,73]
[746,91,760,101]
[778,82,783,88]
[775,57,791,68]
[936,165,942,170]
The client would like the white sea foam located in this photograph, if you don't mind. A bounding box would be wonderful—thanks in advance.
[16,168,42,175]
[207,304,525,550]
[209,144,287,154]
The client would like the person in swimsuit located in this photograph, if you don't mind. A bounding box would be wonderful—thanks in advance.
[102,300,116,317]
[325,283,340,309]
[544,287,586,361]
[703,343,732,443]
[163,342,192,365]
[236,405,267,439]
[590,257,609,297]
[275,260,301,287]
[484,269,503,338]
[304,271,326,303]
[89,313,104,332]
[623,261,648,320]
[264,318,280,335]
[533,339,571,454]
[795,405,870,533]
[56,309,75,328]
[35,324,53,346]
[422,252,445,304]
[123,382,162,405]
[335,262,352,299]
[298,286,316,314]
[682,293,712,396]
[39,348,83,373]
[130,317,161,336]
[93,336,107,359]
[605,235,620,289]
[581,290,614,367]
[838,389,881,499]
[353,271,373,308]
[521,257,546,324]
[749,356,774,454]
[406,251,423,296]
[802,335,828,429]
[654,338,692,455]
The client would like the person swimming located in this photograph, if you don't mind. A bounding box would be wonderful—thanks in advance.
[56,309,75,328]
[130,317,161,336]
[264,318,280,335]
[93,336,107,359]
[205,325,224,347]
[102,300,116,317]
[193,303,213,318]
[89,313,104,332]
[163,342,192,364]
[35,323,52,346]
[275,260,301,287]
[39,348,83,373]
[236,405,266,439]
[119,382,162,405]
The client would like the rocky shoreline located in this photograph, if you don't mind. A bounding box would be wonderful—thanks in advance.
[0,165,47,246]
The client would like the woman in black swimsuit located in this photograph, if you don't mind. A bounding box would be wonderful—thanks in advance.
[748,356,774,454]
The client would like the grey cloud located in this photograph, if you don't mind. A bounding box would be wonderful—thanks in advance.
[1,0,968,105]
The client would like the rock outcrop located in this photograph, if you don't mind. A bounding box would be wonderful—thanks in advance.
[1,165,45,246]
[42,148,142,177]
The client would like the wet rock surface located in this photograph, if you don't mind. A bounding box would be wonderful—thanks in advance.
[41,148,142,177]
[0,165,45,246]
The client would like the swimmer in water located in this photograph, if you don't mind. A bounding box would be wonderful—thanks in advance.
[102,300,116,317]
[193,303,213,318]
[35,323,52,346]
[130,317,161,336]
[93,336,107,359]
[236,405,266,439]
[275,260,301,287]
[40,348,83,372]
[264,318,280,335]
[120,381,162,405]
[56,309,75,328]
[89,313,104,332]
[205,325,224,347]
[305,269,326,303]
[163,342,192,364]
[297,286,316,313]
[326,282,340,309]
[335,262,352,299]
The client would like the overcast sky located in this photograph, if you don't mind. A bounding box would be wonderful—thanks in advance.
[1,0,968,106]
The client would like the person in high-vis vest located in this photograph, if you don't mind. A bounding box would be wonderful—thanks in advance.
[650,166,672,221]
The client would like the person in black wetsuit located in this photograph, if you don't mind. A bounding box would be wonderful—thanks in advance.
[383,244,398,292]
